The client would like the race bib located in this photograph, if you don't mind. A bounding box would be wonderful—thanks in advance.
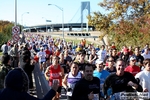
[53,79,59,84]
[66,91,72,96]
[93,94,99,100]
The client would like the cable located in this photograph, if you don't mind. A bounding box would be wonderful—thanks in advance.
[68,5,81,23]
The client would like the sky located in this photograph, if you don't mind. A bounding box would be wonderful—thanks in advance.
[0,0,106,26]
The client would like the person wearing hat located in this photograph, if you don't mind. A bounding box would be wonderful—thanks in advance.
[0,68,58,100]
[125,56,141,76]
[93,59,110,98]
[119,47,129,64]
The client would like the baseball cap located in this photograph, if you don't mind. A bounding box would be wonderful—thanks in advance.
[40,47,44,50]
[95,59,103,64]
[130,56,136,61]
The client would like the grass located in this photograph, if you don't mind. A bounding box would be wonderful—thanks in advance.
[0,52,2,56]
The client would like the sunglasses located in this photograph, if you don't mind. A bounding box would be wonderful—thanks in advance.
[108,60,114,62]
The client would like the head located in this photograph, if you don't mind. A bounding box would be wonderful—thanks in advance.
[134,47,140,56]
[52,55,59,66]
[143,59,150,71]
[22,54,30,63]
[112,48,117,56]
[108,48,112,56]
[116,58,126,76]
[79,50,86,60]
[129,56,136,66]
[101,45,105,50]
[144,48,149,54]
[1,54,11,65]
[83,63,93,81]
[4,68,29,92]
[123,48,128,55]
[107,56,114,68]
[46,46,49,50]
[145,43,149,48]
[70,62,79,75]
[91,48,96,55]
[40,47,44,51]
[95,60,104,72]
[128,46,132,51]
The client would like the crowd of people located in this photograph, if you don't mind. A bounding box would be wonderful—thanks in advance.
[0,33,150,100]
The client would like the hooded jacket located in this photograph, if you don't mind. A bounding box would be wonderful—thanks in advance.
[0,68,56,100]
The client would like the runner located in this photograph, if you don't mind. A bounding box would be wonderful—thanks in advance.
[62,62,83,100]
[125,56,141,76]
[72,63,100,100]
[135,58,150,99]
[45,55,64,100]
[93,60,110,98]
[103,58,143,100]
[37,47,46,74]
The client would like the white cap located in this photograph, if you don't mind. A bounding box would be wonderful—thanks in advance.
[40,47,44,50]
[95,59,103,64]
[130,56,136,61]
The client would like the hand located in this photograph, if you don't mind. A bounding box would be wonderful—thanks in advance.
[128,81,138,89]
[128,81,134,86]
[51,80,59,91]
[88,91,94,100]
[30,60,35,65]
[143,88,149,92]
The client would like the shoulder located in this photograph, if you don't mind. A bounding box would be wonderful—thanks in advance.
[125,66,130,70]
[106,72,116,79]
[102,70,110,75]
[124,71,134,77]
[93,77,100,81]
[135,71,144,78]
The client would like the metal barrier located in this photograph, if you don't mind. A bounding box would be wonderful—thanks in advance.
[33,63,50,99]
[67,33,91,37]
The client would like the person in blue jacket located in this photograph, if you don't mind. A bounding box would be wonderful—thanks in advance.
[0,68,58,100]
[93,59,110,98]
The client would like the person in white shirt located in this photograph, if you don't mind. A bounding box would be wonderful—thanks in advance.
[141,48,150,59]
[37,47,46,74]
[135,58,150,99]
[97,45,107,61]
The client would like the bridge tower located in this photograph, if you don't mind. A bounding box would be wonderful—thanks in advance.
[81,1,90,31]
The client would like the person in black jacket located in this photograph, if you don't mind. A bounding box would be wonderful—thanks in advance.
[21,54,35,89]
[72,63,100,100]
[103,58,143,100]
[0,68,58,100]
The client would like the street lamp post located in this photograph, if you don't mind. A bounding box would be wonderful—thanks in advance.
[15,0,17,26]
[21,12,29,31]
[48,4,64,39]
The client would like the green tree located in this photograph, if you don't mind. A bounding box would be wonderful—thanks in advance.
[88,0,150,49]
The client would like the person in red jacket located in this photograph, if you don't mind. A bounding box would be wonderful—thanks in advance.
[125,56,141,76]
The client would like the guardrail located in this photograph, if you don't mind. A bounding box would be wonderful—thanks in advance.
[33,63,50,99]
